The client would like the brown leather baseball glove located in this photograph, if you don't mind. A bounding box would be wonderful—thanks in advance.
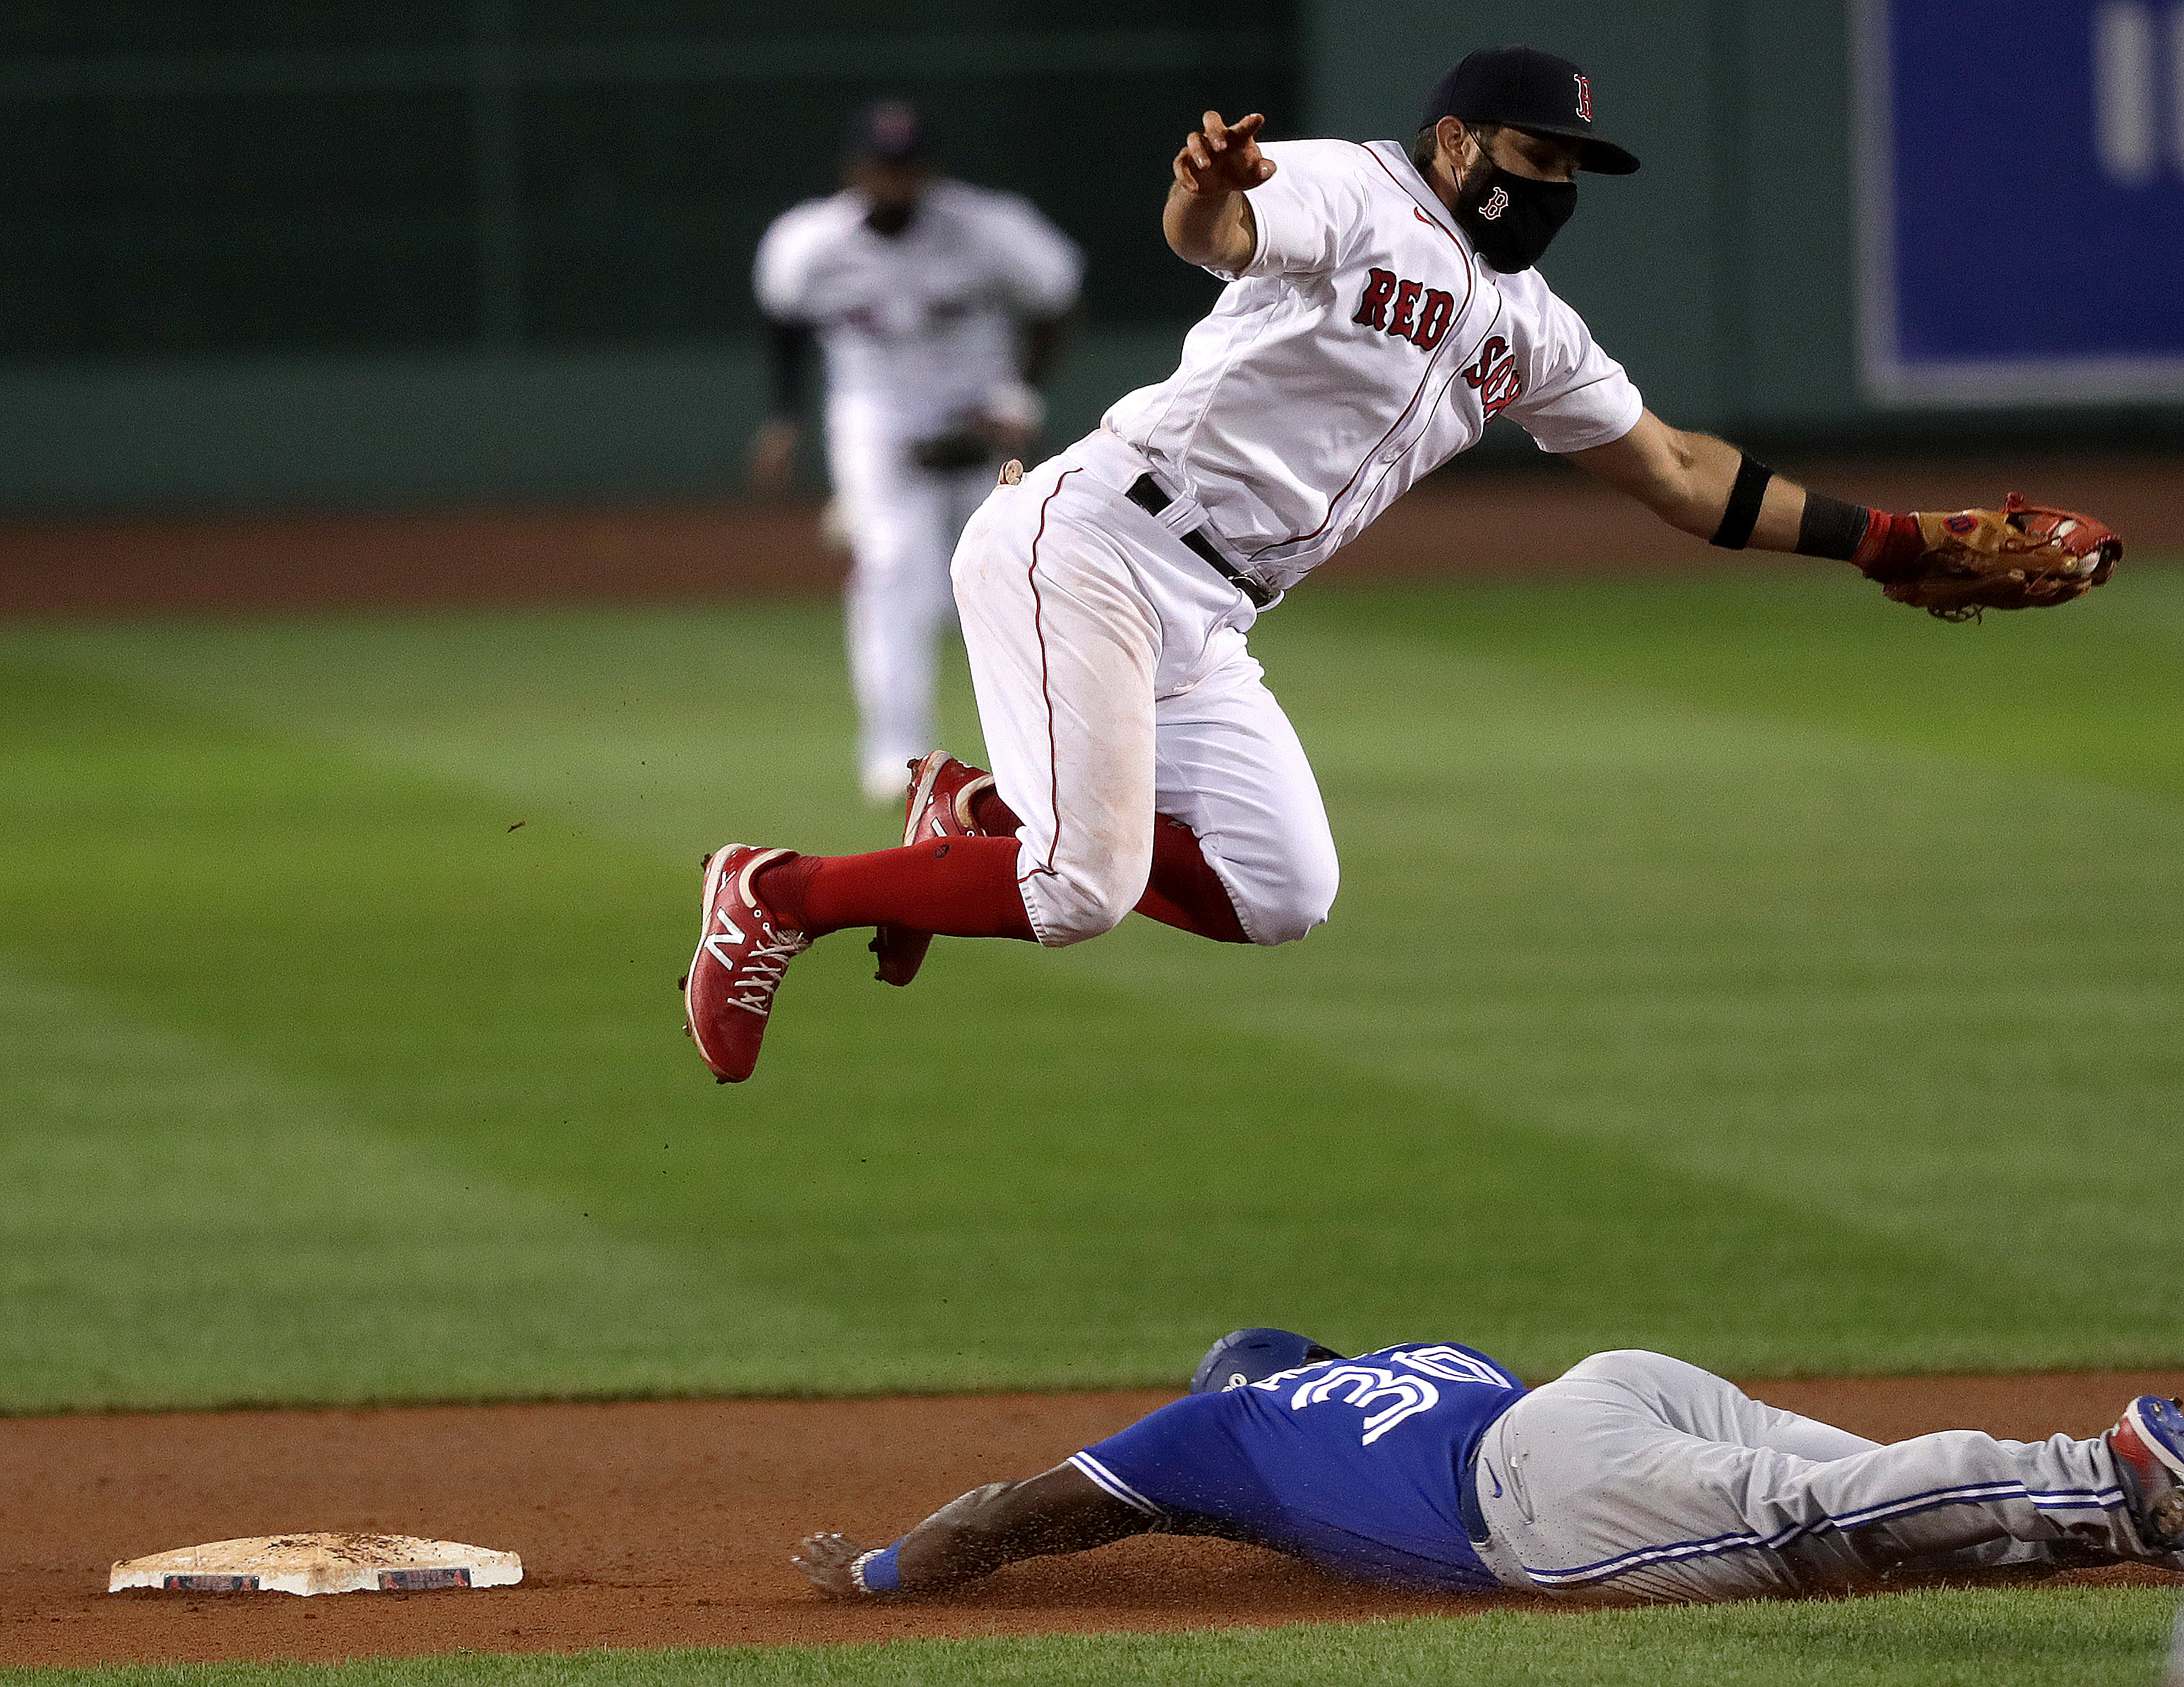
[1860,493,2122,622]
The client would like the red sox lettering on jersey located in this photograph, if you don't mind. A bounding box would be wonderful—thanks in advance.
[1352,268,1457,351]
[893,137,1649,969]
[1463,335,1523,419]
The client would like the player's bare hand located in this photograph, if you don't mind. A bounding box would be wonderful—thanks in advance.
[749,418,799,493]
[1172,111,1274,196]
[791,1530,872,1597]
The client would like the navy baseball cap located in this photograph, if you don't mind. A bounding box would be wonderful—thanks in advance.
[1420,46,1640,174]
[846,100,925,164]
[1189,1328,1347,1393]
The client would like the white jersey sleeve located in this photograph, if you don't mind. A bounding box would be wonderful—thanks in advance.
[979,193,1084,317]
[1216,139,1369,282]
[1496,273,1645,454]
[752,200,834,323]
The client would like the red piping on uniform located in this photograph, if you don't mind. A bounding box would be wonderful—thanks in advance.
[1249,144,1480,558]
[1020,468,1078,887]
[1370,146,1513,387]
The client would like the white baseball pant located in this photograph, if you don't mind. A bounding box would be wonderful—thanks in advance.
[1472,1350,2137,1602]
[825,395,995,802]
[949,428,1339,948]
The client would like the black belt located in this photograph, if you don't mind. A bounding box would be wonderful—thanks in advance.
[1124,474,1276,607]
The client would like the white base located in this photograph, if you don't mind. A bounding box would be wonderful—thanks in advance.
[109,1532,522,1596]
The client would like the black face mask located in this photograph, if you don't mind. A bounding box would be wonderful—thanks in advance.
[1452,164,1576,273]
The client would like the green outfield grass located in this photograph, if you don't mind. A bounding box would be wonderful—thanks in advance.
[1,1586,2176,1686]
[1,564,2180,1411]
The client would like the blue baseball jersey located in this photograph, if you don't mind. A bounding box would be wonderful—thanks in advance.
[1070,1342,1525,1591]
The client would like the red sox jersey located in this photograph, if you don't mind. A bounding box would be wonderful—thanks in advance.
[1102,138,1643,592]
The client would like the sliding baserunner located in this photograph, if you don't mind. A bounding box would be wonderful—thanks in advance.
[793,1327,2184,1604]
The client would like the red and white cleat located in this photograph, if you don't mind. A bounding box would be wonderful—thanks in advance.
[870,752,997,987]
[2110,1395,2184,1558]
[684,845,810,1083]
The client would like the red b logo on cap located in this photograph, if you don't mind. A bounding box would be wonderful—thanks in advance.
[1574,73,1592,121]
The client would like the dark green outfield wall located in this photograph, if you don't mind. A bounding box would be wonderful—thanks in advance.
[1311,0,1856,433]
[1314,0,2184,447]
[0,1,2176,512]
[0,3,1283,510]
[0,330,1198,512]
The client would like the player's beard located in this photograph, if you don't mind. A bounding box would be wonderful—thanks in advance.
[1452,162,1576,274]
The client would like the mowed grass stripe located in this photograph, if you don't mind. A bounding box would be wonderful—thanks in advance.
[0,644,2080,1407]
[1067,688,2184,1361]
[0,571,2177,1405]
[1045,577,2184,1367]
[1275,566,2184,800]
[0,960,848,1413]
[0,1586,2174,1686]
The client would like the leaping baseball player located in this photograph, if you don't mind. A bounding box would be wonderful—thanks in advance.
[751,101,1084,803]
[688,47,2121,1082]
[792,1327,2184,1605]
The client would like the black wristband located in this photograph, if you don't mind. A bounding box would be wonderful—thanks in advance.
[1709,455,1775,550]
[1794,491,1873,562]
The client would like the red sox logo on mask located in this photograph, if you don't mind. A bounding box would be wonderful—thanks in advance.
[1477,186,1510,220]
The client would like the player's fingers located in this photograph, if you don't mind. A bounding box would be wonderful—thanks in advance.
[1201,109,1228,148]
[1232,112,1266,140]
[1184,133,1212,172]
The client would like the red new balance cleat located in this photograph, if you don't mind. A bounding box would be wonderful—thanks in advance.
[870,752,998,987]
[684,845,810,1083]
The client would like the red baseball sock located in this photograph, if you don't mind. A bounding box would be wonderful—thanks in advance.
[967,787,1247,944]
[968,786,1022,835]
[756,837,1034,941]
[1136,814,1249,943]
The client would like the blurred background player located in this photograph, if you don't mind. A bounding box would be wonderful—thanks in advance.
[751,100,1083,802]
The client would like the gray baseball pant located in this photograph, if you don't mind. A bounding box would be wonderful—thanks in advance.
[1472,1350,2137,1602]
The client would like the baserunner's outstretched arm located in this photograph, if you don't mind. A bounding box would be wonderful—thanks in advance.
[793,1463,1150,1597]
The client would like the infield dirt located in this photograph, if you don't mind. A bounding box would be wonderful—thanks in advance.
[5,1374,2181,1666]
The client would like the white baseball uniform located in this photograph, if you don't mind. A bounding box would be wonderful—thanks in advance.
[755,181,1083,801]
[951,138,1643,945]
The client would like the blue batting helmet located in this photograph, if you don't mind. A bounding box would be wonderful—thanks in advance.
[1189,1327,1347,1393]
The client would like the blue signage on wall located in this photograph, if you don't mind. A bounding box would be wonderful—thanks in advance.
[1857,0,2184,402]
